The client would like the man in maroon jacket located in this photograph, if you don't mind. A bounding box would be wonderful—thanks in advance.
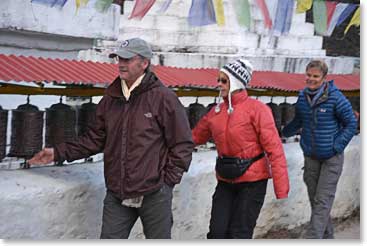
[28,38,194,239]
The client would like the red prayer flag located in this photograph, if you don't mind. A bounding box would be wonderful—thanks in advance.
[256,0,272,29]
[326,1,338,27]
[129,0,156,20]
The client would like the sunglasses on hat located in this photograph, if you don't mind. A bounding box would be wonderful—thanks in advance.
[217,78,228,84]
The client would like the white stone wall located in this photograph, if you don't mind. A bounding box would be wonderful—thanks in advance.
[0,136,360,239]
[0,0,120,40]
[103,0,355,74]
[0,0,120,59]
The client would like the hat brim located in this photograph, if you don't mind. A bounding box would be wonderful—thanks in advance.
[109,50,136,59]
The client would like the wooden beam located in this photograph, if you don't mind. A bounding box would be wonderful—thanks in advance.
[0,83,360,97]
[0,84,105,97]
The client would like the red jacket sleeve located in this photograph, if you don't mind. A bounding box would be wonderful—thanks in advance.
[254,103,290,199]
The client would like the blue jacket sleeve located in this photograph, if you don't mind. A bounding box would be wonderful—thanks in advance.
[333,93,357,153]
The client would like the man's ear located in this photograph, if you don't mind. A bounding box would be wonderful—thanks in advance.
[142,58,150,70]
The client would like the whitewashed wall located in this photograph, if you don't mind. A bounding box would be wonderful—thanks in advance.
[0,0,120,59]
[0,0,119,40]
[108,0,356,74]
[0,136,360,239]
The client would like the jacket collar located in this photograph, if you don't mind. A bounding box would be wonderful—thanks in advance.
[223,89,248,105]
[105,70,162,101]
[303,80,331,107]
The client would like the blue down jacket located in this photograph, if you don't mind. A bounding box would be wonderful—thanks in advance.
[282,80,357,160]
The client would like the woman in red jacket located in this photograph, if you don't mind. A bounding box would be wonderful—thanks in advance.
[192,59,289,239]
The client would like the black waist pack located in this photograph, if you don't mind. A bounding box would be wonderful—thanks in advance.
[215,152,265,179]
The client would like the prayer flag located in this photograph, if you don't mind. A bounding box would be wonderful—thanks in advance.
[157,0,173,13]
[265,0,278,24]
[188,0,217,26]
[214,0,225,26]
[336,4,357,26]
[256,0,272,29]
[296,0,312,13]
[76,0,89,12]
[273,0,294,36]
[326,3,348,36]
[31,0,68,8]
[326,1,337,27]
[344,6,360,34]
[95,0,114,12]
[232,0,251,28]
[312,0,327,35]
[129,0,156,20]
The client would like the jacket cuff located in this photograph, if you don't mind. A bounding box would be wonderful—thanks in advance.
[53,145,64,162]
[164,177,176,188]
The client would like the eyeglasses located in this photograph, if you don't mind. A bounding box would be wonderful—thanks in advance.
[217,78,228,84]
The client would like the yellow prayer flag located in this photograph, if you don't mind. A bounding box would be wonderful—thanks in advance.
[296,0,313,13]
[76,0,89,11]
[344,6,360,34]
[214,0,225,26]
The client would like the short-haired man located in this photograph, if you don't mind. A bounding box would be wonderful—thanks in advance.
[282,60,357,239]
[29,38,194,239]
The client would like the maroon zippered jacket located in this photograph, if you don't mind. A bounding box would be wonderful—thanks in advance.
[55,70,194,199]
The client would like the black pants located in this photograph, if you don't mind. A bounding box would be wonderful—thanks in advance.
[100,184,173,239]
[207,179,268,239]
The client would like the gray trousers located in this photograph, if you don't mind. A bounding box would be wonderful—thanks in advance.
[100,184,173,239]
[303,153,344,239]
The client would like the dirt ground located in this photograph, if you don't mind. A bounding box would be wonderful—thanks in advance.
[334,214,360,239]
[260,210,360,239]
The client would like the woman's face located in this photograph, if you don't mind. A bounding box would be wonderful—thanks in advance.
[217,72,230,98]
[305,67,325,90]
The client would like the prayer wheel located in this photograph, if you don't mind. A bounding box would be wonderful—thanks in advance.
[77,100,97,136]
[206,98,217,114]
[279,102,296,127]
[0,106,8,161]
[8,101,44,159]
[349,96,360,113]
[266,102,282,136]
[188,101,206,129]
[45,100,77,148]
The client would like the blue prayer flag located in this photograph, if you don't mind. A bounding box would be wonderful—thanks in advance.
[188,0,217,26]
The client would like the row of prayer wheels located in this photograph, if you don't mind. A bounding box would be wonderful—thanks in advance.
[185,98,297,135]
[0,96,360,162]
[185,96,360,137]
[266,101,296,136]
[0,97,97,162]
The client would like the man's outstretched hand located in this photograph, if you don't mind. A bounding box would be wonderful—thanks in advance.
[27,148,55,165]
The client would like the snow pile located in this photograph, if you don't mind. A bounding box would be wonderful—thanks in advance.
[0,136,360,239]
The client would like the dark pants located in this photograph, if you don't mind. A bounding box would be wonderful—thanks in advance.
[100,184,173,239]
[207,179,268,239]
[303,153,344,239]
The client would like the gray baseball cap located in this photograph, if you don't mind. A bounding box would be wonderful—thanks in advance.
[109,38,153,59]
